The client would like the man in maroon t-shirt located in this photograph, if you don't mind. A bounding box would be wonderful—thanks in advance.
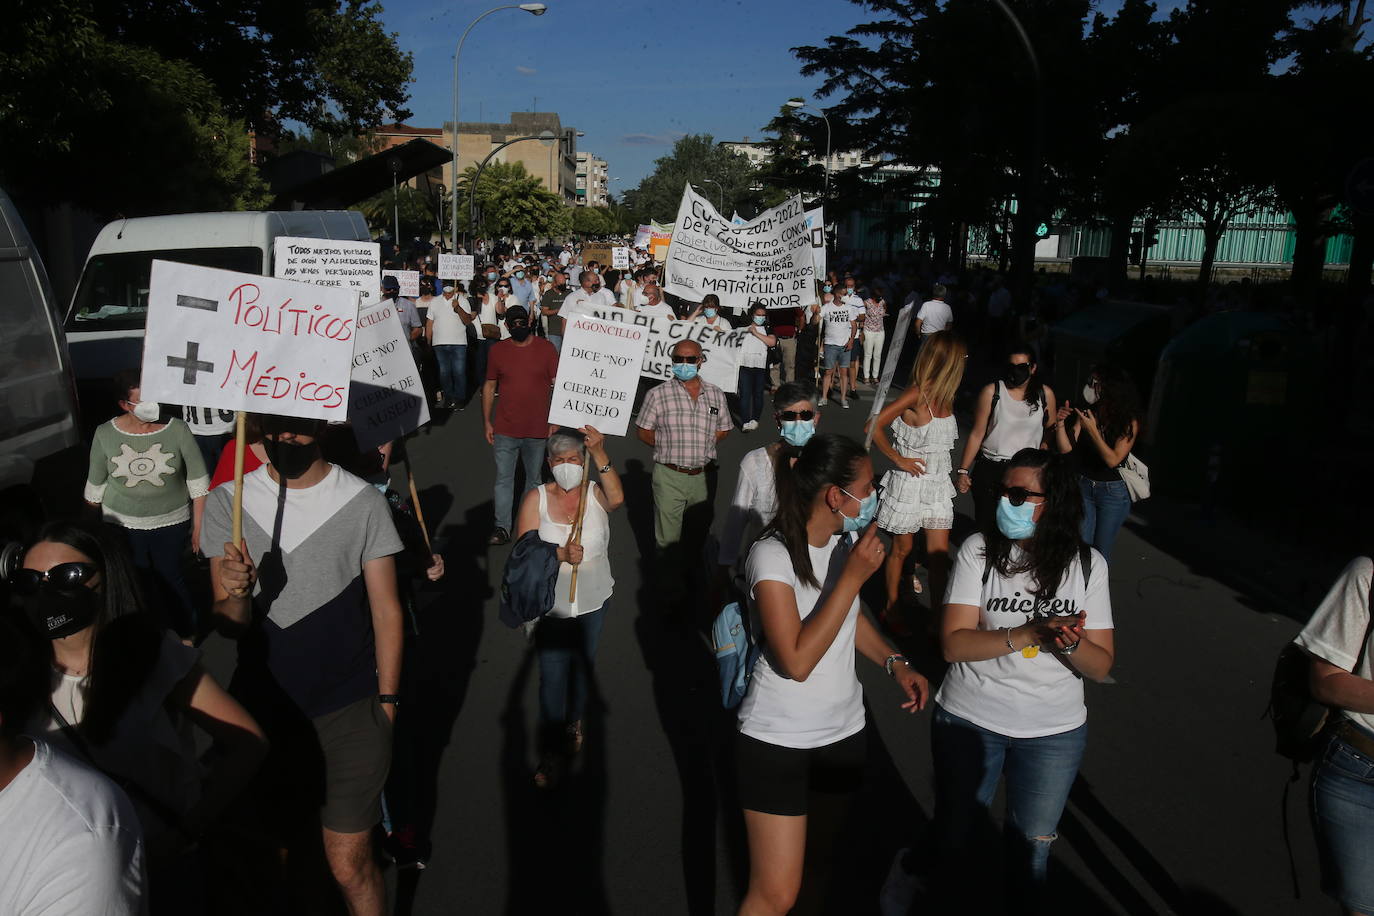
[482,305,559,544]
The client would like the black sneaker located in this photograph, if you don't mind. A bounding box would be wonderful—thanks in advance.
[488,527,510,546]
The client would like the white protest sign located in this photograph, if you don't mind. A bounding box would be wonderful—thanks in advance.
[348,300,431,450]
[612,246,630,270]
[633,225,652,248]
[585,307,745,393]
[546,314,647,436]
[662,185,817,312]
[804,205,827,283]
[139,260,357,421]
[273,238,381,307]
[438,254,474,281]
[865,302,916,449]
[382,269,420,297]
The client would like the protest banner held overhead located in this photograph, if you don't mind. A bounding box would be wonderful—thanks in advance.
[546,313,648,437]
[347,299,431,450]
[139,260,358,421]
[382,269,421,297]
[438,253,475,281]
[583,306,745,394]
[274,238,381,306]
[662,185,820,312]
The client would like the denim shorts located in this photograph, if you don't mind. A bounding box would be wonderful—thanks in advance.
[822,343,851,369]
[1311,727,1374,913]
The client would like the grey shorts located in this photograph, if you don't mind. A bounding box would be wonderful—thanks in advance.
[823,343,851,369]
[314,695,393,834]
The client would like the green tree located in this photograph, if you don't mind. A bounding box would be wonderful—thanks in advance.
[622,135,760,223]
[358,184,441,249]
[462,161,571,239]
[570,206,614,237]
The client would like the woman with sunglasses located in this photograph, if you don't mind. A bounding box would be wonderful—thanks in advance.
[870,330,967,635]
[1053,362,1142,562]
[956,344,1058,535]
[11,519,267,913]
[718,382,819,582]
[929,448,1114,905]
[737,433,928,916]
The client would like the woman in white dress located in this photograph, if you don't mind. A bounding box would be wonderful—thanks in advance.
[870,330,967,635]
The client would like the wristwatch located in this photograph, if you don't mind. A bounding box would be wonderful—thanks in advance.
[884,654,909,677]
[598,462,613,474]
[955,468,969,476]
[378,694,402,707]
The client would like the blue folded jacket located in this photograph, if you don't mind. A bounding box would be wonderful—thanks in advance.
[499,530,560,628]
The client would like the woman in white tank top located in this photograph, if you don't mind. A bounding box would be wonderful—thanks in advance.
[956,345,1057,535]
[513,426,624,789]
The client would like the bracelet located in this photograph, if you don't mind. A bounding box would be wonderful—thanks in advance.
[378,694,402,706]
[1001,627,1017,652]
[884,654,908,677]
[1056,641,1080,656]
[955,468,969,476]
[598,462,613,474]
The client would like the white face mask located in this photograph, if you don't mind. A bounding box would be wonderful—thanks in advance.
[551,462,583,492]
[1081,383,1100,405]
[131,400,161,422]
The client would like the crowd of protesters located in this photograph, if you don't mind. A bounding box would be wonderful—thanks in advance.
[3,231,1367,916]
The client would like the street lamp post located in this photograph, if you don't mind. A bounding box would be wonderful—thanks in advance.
[701,178,724,213]
[451,3,548,251]
[389,156,402,247]
[468,131,563,236]
[786,98,832,198]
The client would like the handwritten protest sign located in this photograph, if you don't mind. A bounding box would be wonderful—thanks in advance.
[546,314,647,436]
[139,261,357,421]
[584,306,745,393]
[438,254,474,281]
[663,185,817,312]
[348,300,431,450]
[274,238,380,307]
[805,205,827,282]
[612,247,630,270]
[382,269,420,297]
[633,225,652,248]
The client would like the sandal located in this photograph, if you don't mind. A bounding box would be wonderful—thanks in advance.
[910,573,923,596]
[533,756,563,790]
[566,721,584,756]
[880,606,913,638]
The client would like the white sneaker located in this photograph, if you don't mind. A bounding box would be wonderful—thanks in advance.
[742,420,757,432]
[841,399,850,409]
[818,398,828,406]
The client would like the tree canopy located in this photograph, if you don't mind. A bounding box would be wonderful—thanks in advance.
[462,162,571,240]
[622,135,761,223]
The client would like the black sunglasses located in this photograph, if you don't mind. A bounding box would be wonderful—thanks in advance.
[671,355,702,365]
[9,562,99,595]
[998,485,1047,506]
[777,410,816,421]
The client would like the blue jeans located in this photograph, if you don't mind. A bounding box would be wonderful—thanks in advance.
[547,333,563,352]
[118,521,197,637]
[931,704,1086,895]
[492,434,545,532]
[737,367,767,424]
[1311,727,1374,914]
[1079,477,1131,562]
[535,604,607,740]
[432,344,468,403]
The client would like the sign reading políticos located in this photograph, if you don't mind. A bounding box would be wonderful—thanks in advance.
[546,314,648,437]
[662,184,820,312]
[585,307,746,394]
[139,260,358,421]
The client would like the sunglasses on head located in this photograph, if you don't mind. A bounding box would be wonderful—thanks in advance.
[9,562,99,595]
[998,485,1046,506]
[671,355,701,365]
[777,409,815,421]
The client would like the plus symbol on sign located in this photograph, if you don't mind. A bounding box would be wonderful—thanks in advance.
[166,341,215,385]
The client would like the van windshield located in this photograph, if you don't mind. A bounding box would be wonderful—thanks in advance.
[66,247,263,332]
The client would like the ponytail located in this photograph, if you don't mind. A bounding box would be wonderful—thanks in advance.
[760,433,867,589]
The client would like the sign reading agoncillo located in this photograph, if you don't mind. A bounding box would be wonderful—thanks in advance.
[139,260,358,421]
[546,314,648,436]
[347,299,432,449]
[273,238,380,306]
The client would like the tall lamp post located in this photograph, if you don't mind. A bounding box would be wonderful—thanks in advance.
[468,130,569,236]
[785,98,832,199]
[451,3,548,250]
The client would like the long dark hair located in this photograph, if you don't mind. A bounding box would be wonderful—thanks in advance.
[1091,362,1142,446]
[983,449,1084,599]
[1008,344,1044,413]
[26,519,162,744]
[761,433,867,589]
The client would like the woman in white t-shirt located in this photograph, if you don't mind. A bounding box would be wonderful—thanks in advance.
[737,304,777,432]
[514,427,624,790]
[737,433,928,916]
[1295,557,1374,916]
[926,448,1114,904]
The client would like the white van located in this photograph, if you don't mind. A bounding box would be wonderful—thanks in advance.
[0,189,83,578]
[63,210,373,394]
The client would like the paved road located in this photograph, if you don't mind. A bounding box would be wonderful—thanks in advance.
[201,379,1327,916]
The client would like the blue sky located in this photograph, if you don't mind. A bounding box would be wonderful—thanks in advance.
[377,0,1192,191]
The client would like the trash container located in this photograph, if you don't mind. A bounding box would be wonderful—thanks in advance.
[1048,300,1173,416]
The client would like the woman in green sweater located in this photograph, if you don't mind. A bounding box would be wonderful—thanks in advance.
[84,369,209,637]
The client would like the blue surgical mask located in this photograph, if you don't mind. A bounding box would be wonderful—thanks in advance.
[753,315,766,326]
[671,363,699,382]
[823,285,833,293]
[996,497,1038,540]
[486,271,498,281]
[515,270,525,279]
[838,486,878,533]
[704,308,717,319]
[779,419,816,447]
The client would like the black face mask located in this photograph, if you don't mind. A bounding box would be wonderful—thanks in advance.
[1004,363,1033,387]
[22,586,101,639]
[508,325,533,342]
[266,439,320,480]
